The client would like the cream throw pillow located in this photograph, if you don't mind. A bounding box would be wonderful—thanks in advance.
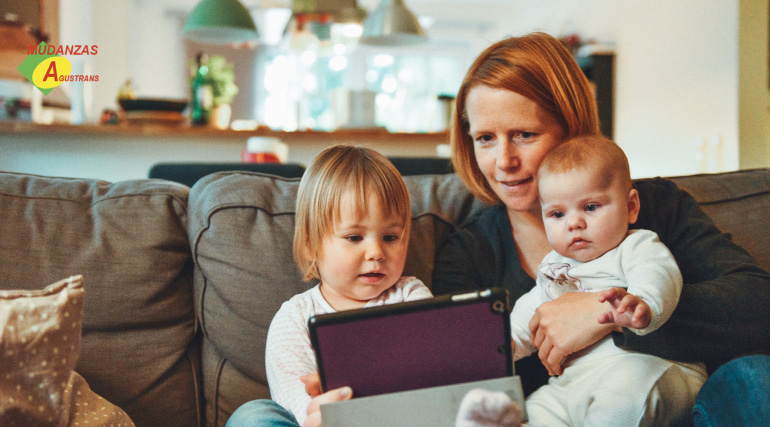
[0,275,134,426]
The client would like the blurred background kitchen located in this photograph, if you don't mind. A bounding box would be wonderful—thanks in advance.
[0,0,768,182]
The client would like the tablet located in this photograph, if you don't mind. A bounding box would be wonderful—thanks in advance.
[308,287,513,398]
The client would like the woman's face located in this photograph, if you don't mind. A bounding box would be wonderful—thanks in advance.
[466,85,565,213]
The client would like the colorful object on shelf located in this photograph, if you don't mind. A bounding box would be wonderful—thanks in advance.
[242,137,288,163]
[190,53,214,126]
[99,109,119,125]
[188,54,238,127]
[116,80,137,101]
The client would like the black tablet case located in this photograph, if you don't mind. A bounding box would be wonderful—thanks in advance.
[308,288,513,398]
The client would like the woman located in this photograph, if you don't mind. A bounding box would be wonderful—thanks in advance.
[432,32,770,424]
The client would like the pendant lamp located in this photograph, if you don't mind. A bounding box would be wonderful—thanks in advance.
[359,0,426,46]
[183,0,259,45]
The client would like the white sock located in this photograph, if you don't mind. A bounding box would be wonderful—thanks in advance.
[455,388,522,427]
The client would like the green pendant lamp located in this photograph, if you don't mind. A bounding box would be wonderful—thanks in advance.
[183,0,259,45]
[360,0,426,46]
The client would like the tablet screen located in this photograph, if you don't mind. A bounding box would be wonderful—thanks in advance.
[308,288,513,398]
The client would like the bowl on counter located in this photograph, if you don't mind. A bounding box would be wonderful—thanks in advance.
[118,98,188,113]
[118,98,188,126]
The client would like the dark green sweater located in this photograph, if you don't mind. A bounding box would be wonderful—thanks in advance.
[432,177,770,395]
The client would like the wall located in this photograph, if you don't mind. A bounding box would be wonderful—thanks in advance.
[13,0,768,181]
[739,0,770,169]
[403,0,766,177]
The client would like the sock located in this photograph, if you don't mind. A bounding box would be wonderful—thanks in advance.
[455,388,522,427]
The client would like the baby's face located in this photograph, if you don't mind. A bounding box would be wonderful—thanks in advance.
[539,168,636,262]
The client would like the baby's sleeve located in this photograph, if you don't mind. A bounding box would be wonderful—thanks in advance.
[621,229,683,335]
[509,286,545,361]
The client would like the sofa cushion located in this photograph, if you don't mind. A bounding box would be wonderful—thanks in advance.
[0,275,135,426]
[188,171,485,426]
[0,172,199,427]
[668,169,770,271]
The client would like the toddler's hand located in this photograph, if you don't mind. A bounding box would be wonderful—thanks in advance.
[302,384,352,427]
[300,373,322,397]
[597,287,651,329]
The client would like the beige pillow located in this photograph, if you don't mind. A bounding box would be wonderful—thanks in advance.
[0,275,134,426]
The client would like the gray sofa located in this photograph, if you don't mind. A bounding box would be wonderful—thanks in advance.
[1,167,769,427]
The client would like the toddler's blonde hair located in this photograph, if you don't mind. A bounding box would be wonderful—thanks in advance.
[293,145,411,281]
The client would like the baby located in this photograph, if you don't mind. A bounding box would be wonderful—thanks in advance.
[507,134,707,425]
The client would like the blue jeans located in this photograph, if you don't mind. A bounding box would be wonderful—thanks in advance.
[693,354,770,427]
[226,399,300,427]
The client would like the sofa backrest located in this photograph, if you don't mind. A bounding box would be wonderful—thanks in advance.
[0,172,200,427]
[189,168,770,426]
[3,166,767,427]
[668,168,770,271]
[187,171,486,426]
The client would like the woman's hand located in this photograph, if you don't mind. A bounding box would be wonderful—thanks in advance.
[528,291,620,376]
[300,374,353,427]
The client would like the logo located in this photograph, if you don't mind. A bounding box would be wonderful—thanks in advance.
[17,42,99,95]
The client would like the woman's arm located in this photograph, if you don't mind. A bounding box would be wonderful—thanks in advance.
[432,206,618,376]
[432,206,521,296]
[618,178,770,370]
[528,291,620,375]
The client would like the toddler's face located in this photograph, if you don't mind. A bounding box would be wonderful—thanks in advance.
[539,167,638,262]
[316,192,408,310]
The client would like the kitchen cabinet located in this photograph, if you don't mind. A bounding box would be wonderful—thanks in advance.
[0,0,59,80]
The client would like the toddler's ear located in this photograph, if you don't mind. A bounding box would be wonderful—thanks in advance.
[627,188,640,224]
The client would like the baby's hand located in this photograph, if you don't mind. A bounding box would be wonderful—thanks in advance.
[597,287,651,329]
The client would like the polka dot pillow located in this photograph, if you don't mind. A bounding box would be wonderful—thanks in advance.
[0,275,134,426]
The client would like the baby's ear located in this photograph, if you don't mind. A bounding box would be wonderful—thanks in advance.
[627,188,640,224]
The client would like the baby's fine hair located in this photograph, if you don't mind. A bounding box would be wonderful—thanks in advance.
[293,145,411,281]
[538,134,633,192]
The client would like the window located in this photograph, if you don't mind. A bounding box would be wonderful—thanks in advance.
[253,10,468,133]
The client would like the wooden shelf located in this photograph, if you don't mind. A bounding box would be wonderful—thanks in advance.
[0,121,449,144]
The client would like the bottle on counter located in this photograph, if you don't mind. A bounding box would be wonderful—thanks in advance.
[190,53,213,126]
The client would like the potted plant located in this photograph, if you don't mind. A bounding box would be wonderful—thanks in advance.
[188,54,238,129]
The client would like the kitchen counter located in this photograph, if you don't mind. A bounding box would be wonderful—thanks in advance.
[0,121,448,142]
[0,121,449,182]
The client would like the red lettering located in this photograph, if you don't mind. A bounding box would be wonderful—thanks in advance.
[28,45,38,55]
[42,61,58,82]
[46,45,55,55]
[91,45,98,55]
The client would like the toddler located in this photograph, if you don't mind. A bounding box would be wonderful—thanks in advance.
[264,145,433,425]
[509,135,707,426]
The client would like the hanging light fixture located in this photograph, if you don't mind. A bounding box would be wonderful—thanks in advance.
[183,0,259,45]
[359,0,426,46]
